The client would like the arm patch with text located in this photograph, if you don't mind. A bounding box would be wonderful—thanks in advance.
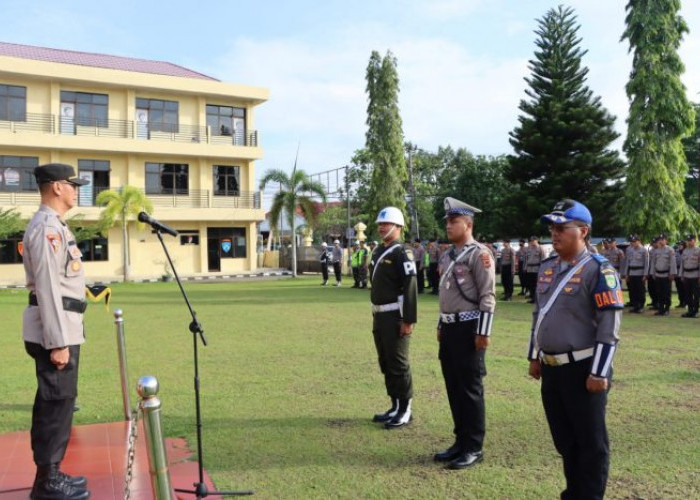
[592,260,624,310]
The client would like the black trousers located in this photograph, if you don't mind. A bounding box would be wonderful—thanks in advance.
[647,277,657,306]
[541,359,609,500]
[372,310,412,400]
[526,271,539,298]
[675,277,686,305]
[518,262,526,292]
[352,266,360,286]
[684,277,699,314]
[501,264,514,298]
[359,266,368,287]
[321,263,329,282]
[429,263,439,294]
[333,262,342,282]
[416,268,425,293]
[439,321,486,452]
[627,276,646,310]
[656,277,671,313]
[25,342,80,467]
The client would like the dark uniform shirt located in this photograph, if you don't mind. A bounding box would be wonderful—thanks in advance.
[369,242,418,323]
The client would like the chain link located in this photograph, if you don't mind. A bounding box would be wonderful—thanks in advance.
[123,407,141,500]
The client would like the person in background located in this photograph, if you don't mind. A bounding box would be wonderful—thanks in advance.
[500,240,516,301]
[319,242,332,286]
[332,239,343,287]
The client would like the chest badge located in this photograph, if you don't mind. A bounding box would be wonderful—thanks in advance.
[71,260,82,272]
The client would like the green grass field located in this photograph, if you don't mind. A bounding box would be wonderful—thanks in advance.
[1,277,698,499]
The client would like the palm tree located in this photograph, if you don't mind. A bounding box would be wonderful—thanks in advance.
[259,162,326,277]
[96,186,153,282]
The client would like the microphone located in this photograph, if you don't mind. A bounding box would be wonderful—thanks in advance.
[137,212,179,237]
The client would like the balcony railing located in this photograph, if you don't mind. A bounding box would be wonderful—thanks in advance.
[0,187,262,210]
[0,113,259,148]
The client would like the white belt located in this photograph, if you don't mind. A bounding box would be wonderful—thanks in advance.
[539,347,594,366]
[372,302,400,313]
[440,311,481,324]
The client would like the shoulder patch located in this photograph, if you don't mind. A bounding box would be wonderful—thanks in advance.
[404,248,415,260]
[592,260,624,310]
[591,253,609,265]
[480,251,492,268]
[46,233,62,253]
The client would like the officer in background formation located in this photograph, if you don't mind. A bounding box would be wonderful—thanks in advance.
[680,234,700,318]
[412,238,426,293]
[428,239,440,295]
[528,199,622,500]
[651,234,676,316]
[319,242,332,286]
[368,207,418,429]
[603,237,625,273]
[500,239,516,301]
[331,239,343,287]
[621,235,649,313]
[434,198,496,470]
[350,242,361,288]
[516,239,527,296]
[357,240,369,289]
[647,236,660,310]
[525,236,547,302]
[674,241,686,309]
[23,164,90,500]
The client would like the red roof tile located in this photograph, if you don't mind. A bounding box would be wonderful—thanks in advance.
[0,41,218,81]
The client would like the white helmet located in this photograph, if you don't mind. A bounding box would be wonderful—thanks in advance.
[333,239,340,244]
[375,206,405,226]
[321,242,328,247]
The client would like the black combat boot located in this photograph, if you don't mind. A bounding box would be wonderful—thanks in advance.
[31,464,90,500]
[372,398,398,422]
[384,398,412,429]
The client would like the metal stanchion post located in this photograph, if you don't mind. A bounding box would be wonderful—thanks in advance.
[114,308,132,421]
[138,376,175,500]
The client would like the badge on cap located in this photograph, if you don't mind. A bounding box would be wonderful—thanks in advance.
[444,197,482,219]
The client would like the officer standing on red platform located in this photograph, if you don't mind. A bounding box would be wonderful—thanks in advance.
[369,207,418,429]
[23,164,90,500]
[433,198,495,470]
[528,199,622,500]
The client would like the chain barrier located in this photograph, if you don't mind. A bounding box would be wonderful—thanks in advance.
[123,407,141,500]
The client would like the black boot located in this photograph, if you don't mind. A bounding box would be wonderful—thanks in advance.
[384,398,412,429]
[31,465,90,500]
[372,398,398,422]
[55,465,88,489]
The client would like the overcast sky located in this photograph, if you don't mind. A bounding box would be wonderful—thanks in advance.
[4,0,700,194]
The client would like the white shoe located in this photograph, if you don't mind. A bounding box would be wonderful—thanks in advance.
[385,399,412,429]
[336,282,342,287]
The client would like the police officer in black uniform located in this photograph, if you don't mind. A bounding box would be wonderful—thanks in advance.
[319,242,331,286]
[528,199,622,500]
[369,206,418,429]
[23,164,90,500]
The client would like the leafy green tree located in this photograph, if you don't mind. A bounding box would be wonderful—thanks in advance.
[315,205,347,243]
[621,0,697,238]
[259,165,326,277]
[508,5,625,236]
[681,102,700,212]
[365,50,408,226]
[0,208,24,239]
[96,186,153,282]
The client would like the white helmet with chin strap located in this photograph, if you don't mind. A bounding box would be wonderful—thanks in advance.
[375,206,405,226]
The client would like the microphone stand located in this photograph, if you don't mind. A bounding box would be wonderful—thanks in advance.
[154,229,253,498]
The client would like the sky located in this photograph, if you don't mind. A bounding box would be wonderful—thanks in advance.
[3,0,700,199]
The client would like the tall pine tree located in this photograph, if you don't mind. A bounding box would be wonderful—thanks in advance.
[508,5,625,236]
[365,50,408,227]
[621,0,697,239]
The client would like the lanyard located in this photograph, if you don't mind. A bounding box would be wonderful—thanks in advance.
[371,243,402,281]
[438,244,477,289]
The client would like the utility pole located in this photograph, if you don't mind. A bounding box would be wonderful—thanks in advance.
[406,144,420,240]
[345,165,351,246]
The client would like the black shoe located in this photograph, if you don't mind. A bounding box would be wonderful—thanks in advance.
[57,471,87,489]
[372,399,398,422]
[447,450,483,470]
[676,303,686,308]
[527,299,535,304]
[434,443,462,462]
[31,465,90,500]
[630,308,643,314]
[384,399,412,429]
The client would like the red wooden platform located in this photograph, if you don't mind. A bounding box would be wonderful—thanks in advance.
[0,421,222,499]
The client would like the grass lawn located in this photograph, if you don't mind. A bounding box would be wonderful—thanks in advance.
[1,276,698,499]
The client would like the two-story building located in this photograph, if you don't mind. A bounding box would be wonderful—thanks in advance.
[0,41,269,285]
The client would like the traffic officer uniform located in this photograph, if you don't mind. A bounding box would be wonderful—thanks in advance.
[674,242,686,308]
[681,234,700,318]
[528,199,622,500]
[652,235,676,316]
[23,164,90,500]
[621,235,649,313]
[331,240,343,286]
[516,240,527,295]
[351,243,361,288]
[526,237,546,301]
[500,243,516,300]
[435,198,495,469]
[413,239,426,293]
[357,241,369,289]
[319,242,332,285]
[369,207,418,428]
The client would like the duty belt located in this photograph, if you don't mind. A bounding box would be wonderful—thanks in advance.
[629,266,644,270]
[683,267,699,271]
[440,311,481,324]
[29,292,87,313]
[539,347,594,367]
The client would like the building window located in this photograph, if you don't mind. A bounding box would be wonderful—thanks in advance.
[60,91,108,128]
[206,105,245,143]
[135,98,179,133]
[0,84,26,122]
[0,155,39,192]
[77,159,110,206]
[213,166,240,196]
[78,237,109,261]
[0,233,23,264]
[145,163,189,195]
[179,230,200,246]
[208,227,246,258]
